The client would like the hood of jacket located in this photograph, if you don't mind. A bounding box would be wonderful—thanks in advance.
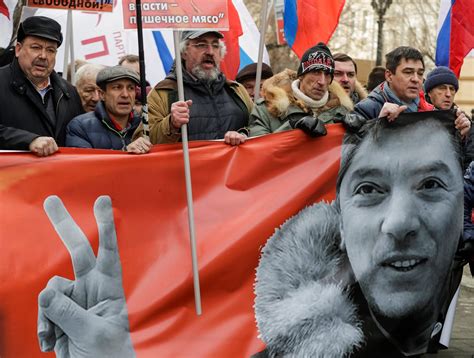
[351,80,368,104]
[254,202,364,357]
[261,69,354,119]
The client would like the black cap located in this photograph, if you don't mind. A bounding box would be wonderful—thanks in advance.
[17,16,63,46]
[181,30,224,41]
[96,66,140,89]
[297,42,334,78]
[236,63,274,83]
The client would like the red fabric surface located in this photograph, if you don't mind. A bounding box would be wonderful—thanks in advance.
[0,125,344,357]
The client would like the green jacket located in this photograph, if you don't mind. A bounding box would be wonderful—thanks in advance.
[248,69,353,137]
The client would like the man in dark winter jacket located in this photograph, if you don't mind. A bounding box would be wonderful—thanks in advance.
[133,30,253,146]
[345,46,470,138]
[66,66,151,154]
[0,16,83,156]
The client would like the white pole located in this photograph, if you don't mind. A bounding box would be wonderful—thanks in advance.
[62,10,72,80]
[254,0,270,102]
[173,30,202,316]
[69,11,75,85]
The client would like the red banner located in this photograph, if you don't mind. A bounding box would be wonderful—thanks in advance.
[122,0,229,30]
[0,126,344,357]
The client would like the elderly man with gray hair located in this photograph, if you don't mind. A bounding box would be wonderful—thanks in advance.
[75,63,106,112]
[133,30,253,146]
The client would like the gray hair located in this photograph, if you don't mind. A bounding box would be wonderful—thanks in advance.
[75,63,107,88]
[179,38,227,58]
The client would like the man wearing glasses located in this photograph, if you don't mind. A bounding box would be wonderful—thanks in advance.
[133,30,253,146]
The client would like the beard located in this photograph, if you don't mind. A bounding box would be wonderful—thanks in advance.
[191,64,220,84]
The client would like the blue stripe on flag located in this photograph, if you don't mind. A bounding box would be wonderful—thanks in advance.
[435,0,455,67]
[152,31,173,75]
[239,47,253,71]
[283,0,297,48]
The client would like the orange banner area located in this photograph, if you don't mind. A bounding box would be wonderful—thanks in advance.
[27,0,113,12]
[122,0,228,30]
[0,126,344,357]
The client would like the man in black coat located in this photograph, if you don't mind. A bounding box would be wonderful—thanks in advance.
[0,16,83,156]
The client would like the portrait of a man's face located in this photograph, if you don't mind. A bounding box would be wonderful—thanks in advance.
[254,112,465,357]
[338,119,463,319]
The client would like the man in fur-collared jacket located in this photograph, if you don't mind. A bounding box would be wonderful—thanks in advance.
[254,113,465,357]
[248,43,353,138]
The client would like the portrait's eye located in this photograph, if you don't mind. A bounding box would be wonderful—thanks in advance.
[418,178,446,191]
[355,183,382,195]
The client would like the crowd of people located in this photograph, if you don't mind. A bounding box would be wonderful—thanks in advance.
[3,14,473,357]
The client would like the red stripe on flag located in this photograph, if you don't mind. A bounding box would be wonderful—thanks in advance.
[449,0,474,76]
[292,0,345,58]
[220,0,243,80]
[0,0,10,19]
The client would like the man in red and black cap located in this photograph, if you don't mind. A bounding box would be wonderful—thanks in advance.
[248,42,353,137]
[0,16,83,156]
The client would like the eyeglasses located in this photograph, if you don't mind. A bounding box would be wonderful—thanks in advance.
[189,42,220,51]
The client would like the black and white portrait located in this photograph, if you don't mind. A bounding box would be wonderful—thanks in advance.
[254,111,464,357]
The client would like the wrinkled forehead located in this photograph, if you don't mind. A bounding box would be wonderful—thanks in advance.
[342,121,461,185]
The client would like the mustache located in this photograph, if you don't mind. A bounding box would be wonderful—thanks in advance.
[33,59,49,66]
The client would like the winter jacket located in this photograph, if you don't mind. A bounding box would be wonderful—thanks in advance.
[248,69,353,137]
[254,202,462,357]
[66,101,141,150]
[133,69,253,144]
[464,162,474,242]
[350,80,368,105]
[353,82,434,120]
[0,58,83,149]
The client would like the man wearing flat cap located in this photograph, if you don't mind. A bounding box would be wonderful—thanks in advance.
[66,66,151,154]
[235,62,274,101]
[248,42,353,137]
[133,30,253,146]
[0,16,83,156]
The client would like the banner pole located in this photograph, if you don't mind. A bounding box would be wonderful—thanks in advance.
[254,0,269,102]
[173,30,202,316]
[62,9,72,80]
[69,11,75,85]
[135,0,150,140]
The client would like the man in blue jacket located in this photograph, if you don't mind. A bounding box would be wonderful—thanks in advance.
[66,66,151,154]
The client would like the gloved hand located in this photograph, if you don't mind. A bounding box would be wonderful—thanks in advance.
[290,115,327,137]
[458,240,474,261]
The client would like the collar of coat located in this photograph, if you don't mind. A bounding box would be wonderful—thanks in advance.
[261,69,354,119]
[254,201,364,357]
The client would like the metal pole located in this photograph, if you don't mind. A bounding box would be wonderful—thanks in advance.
[173,30,202,316]
[135,0,150,140]
[253,0,270,103]
[69,12,75,85]
[62,10,72,80]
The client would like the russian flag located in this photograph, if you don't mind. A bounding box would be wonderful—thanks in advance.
[436,0,474,76]
[283,0,345,59]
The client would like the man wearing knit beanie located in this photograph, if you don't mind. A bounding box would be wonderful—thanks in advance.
[424,66,459,110]
[247,42,353,137]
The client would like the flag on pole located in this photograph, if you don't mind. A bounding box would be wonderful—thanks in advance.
[436,0,474,76]
[0,0,17,48]
[220,0,243,80]
[283,0,345,58]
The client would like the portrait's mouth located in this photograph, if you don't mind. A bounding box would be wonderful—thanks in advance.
[381,257,427,272]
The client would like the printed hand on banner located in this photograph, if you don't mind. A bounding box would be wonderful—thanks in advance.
[37,195,135,358]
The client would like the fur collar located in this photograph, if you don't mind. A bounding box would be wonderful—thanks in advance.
[262,69,354,118]
[254,202,364,357]
[354,80,368,101]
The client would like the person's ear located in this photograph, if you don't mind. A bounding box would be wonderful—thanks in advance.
[339,222,346,252]
[385,69,392,83]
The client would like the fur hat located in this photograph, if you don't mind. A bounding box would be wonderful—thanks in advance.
[424,66,459,93]
[297,42,334,78]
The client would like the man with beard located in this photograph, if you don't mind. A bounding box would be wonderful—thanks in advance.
[0,16,83,156]
[133,30,252,146]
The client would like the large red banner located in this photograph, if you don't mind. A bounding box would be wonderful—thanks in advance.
[0,126,344,357]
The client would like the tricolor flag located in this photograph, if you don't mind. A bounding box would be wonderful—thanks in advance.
[283,0,345,58]
[0,0,17,48]
[435,0,474,76]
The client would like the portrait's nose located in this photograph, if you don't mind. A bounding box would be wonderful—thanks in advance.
[381,191,420,241]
